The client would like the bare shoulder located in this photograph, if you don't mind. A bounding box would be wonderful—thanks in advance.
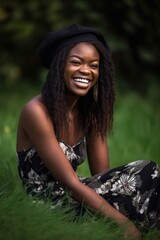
[20,96,50,124]
[19,95,53,133]
[21,95,48,118]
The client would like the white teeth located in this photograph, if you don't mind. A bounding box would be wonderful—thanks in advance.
[74,78,89,83]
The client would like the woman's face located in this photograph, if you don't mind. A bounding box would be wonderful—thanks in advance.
[64,42,100,97]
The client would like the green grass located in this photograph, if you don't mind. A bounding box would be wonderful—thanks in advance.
[0,83,160,240]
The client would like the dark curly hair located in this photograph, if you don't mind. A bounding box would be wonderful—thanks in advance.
[41,41,115,140]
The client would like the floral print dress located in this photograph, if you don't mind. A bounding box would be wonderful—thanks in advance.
[17,138,160,231]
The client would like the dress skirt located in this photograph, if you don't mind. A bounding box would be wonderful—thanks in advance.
[17,144,160,232]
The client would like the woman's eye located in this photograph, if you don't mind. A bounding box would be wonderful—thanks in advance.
[71,61,81,65]
[90,64,99,69]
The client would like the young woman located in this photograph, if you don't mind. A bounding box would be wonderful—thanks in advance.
[16,24,160,239]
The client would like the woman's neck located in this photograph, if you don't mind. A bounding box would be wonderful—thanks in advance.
[61,98,83,146]
[65,92,79,113]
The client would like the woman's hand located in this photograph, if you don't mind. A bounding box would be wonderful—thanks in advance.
[123,221,141,240]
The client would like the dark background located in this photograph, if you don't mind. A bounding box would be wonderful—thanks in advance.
[0,0,160,94]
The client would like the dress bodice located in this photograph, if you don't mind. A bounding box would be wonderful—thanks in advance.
[17,138,87,182]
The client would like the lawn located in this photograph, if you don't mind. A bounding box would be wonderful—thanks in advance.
[0,82,160,240]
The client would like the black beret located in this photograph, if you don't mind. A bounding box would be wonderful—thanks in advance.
[37,24,108,69]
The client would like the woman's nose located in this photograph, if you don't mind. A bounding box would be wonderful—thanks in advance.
[79,64,90,75]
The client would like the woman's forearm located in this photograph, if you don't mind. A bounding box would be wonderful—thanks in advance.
[71,181,128,222]
[71,182,141,239]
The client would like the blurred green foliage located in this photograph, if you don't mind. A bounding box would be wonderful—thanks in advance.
[0,0,160,93]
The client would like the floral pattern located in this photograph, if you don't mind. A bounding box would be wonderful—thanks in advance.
[17,139,160,231]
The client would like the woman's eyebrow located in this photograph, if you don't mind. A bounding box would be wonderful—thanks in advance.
[68,55,99,62]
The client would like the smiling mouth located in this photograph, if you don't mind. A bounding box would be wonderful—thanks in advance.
[73,78,90,84]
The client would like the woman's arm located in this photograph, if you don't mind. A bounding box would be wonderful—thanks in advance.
[87,133,110,175]
[20,100,140,239]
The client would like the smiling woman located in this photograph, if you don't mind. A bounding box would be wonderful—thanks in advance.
[64,42,99,96]
[16,24,160,240]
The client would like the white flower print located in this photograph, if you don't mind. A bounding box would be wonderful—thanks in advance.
[125,160,150,175]
[95,181,111,195]
[126,160,144,167]
[151,166,160,179]
[132,189,154,214]
[132,190,141,209]
[111,174,137,195]
[59,142,78,162]
[109,171,121,182]
[54,188,64,197]
[151,170,159,179]
[113,202,120,211]
[139,197,150,214]
[59,142,68,153]
[34,185,43,193]
[28,168,39,181]
[24,148,36,162]
[28,169,47,183]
